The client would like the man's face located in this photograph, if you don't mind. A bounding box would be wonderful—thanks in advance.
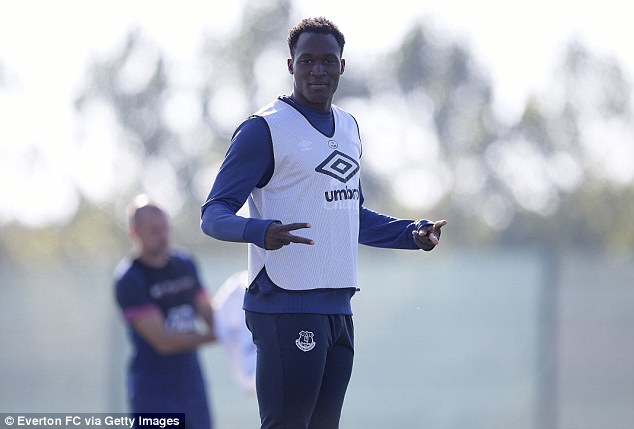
[288,32,345,112]
[132,209,170,260]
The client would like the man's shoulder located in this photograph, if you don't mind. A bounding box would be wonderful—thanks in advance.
[252,97,292,119]
[113,257,137,282]
[332,103,356,121]
[236,114,269,135]
[169,248,195,265]
[113,258,146,302]
[169,249,204,278]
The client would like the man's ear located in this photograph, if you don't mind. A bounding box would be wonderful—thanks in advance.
[340,58,345,74]
[129,225,139,239]
[287,58,294,74]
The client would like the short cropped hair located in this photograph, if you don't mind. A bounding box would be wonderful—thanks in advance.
[127,194,166,228]
[287,17,345,59]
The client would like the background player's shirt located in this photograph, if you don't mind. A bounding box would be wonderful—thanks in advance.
[114,250,210,418]
[212,270,256,394]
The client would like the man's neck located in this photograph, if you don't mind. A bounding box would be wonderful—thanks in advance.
[138,252,169,268]
[288,92,331,113]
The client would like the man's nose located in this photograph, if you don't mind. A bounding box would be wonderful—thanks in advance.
[310,63,326,75]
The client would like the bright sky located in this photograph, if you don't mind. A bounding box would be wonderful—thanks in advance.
[1,0,632,225]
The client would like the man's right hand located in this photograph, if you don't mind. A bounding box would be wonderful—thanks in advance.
[265,222,314,250]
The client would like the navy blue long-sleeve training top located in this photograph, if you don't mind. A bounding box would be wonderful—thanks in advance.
[201,96,428,315]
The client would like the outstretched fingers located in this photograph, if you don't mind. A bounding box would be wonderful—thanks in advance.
[428,219,447,244]
[265,222,314,250]
[279,223,314,245]
[412,219,447,250]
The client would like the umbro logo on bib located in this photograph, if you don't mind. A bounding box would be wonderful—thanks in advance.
[295,330,316,352]
[315,150,359,183]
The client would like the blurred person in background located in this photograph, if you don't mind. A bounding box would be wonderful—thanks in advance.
[200,17,446,429]
[212,270,257,394]
[114,195,216,429]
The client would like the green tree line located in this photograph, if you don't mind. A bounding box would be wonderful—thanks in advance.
[2,0,633,264]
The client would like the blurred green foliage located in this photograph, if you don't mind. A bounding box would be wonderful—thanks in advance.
[1,0,633,264]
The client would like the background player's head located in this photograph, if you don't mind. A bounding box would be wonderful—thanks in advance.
[127,194,170,262]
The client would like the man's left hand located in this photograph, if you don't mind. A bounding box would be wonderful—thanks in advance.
[413,219,447,251]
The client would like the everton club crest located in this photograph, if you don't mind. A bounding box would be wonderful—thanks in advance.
[295,331,316,352]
